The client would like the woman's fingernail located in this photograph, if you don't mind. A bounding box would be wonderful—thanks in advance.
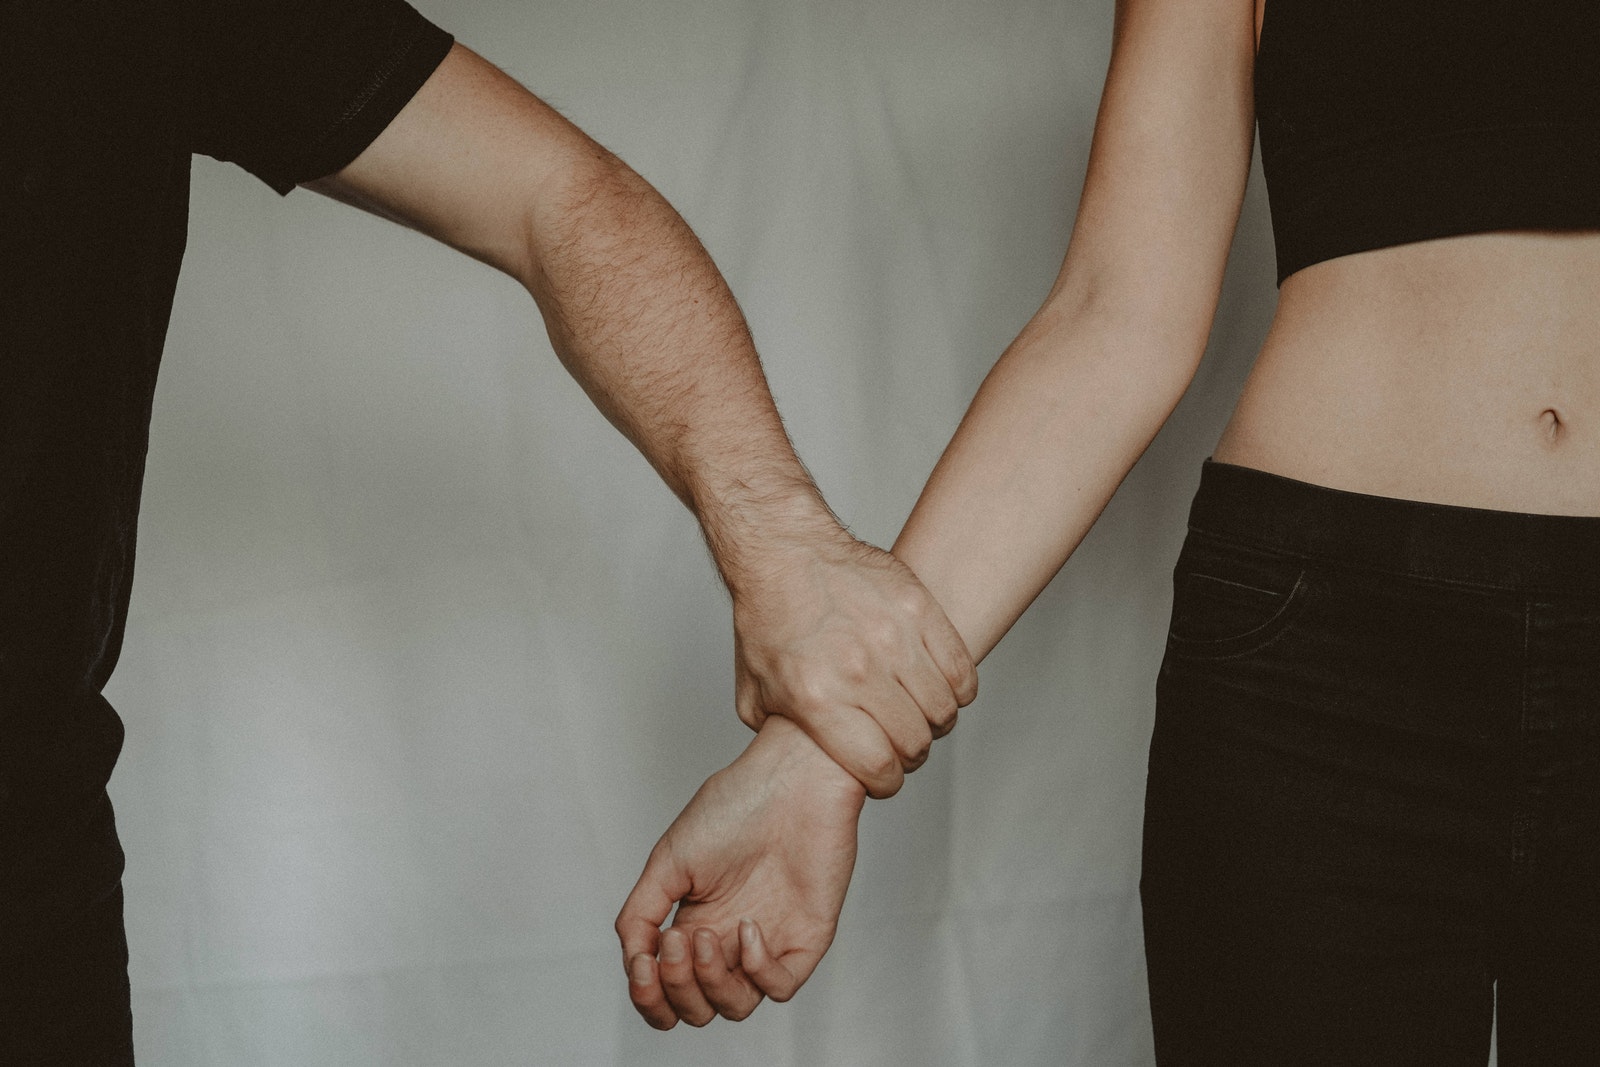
[660,930,686,963]
[693,929,714,964]
[629,955,652,986]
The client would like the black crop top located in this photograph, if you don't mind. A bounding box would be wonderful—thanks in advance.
[1254,0,1600,284]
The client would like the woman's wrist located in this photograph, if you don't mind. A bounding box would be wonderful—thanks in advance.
[751,714,868,802]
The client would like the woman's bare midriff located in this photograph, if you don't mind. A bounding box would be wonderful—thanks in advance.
[1212,229,1600,516]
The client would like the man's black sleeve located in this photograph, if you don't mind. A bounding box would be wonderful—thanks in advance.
[183,0,455,194]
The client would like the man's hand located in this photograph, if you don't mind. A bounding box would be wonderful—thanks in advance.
[729,525,977,799]
[616,716,866,1029]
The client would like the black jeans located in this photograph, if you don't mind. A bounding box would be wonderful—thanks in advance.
[0,790,134,1065]
[1142,461,1600,1065]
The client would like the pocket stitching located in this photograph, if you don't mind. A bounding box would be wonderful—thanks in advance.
[1166,570,1312,661]
[1183,572,1286,599]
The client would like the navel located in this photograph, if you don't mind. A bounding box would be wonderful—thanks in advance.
[1539,407,1564,446]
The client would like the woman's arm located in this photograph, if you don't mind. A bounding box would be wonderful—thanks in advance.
[617,0,1260,1027]
[896,0,1258,655]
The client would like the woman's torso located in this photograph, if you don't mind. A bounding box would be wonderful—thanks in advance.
[1213,2,1600,516]
[1213,232,1600,514]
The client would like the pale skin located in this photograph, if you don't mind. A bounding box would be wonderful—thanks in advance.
[618,0,1600,1028]
[308,43,979,799]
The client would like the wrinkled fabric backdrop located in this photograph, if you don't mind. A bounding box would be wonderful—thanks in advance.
[110,0,1286,1063]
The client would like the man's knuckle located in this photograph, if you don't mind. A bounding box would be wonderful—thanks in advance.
[865,746,900,781]
[896,585,926,615]
[791,676,833,715]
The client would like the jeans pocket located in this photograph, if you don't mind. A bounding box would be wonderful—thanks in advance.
[1165,534,1310,660]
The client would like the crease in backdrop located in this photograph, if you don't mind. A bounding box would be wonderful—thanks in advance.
[105,0,1278,1062]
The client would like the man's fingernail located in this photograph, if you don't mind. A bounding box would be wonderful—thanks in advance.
[629,955,652,986]
[739,918,756,945]
[693,929,714,964]
[660,930,685,963]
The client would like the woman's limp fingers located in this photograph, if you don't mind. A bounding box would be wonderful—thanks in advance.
[627,953,679,1030]
[692,927,763,1021]
[658,927,717,1026]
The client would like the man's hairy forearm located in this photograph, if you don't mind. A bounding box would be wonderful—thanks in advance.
[311,44,977,794]
[310,43,844,589]
[516,146,845,589]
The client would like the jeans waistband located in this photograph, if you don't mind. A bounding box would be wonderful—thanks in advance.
[1188,460,1600,594]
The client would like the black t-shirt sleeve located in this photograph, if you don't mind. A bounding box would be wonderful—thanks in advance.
[183,0,454,194]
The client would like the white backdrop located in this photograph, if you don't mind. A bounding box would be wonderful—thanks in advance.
[108,1,1281,1063]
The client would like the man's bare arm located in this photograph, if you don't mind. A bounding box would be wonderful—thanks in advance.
[305,43,977,795]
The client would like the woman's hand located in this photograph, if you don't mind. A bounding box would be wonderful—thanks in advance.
[615,716,866,1028]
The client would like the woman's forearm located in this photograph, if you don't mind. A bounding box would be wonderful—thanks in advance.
[891,298,1203,664]
[890,0,1255,665]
